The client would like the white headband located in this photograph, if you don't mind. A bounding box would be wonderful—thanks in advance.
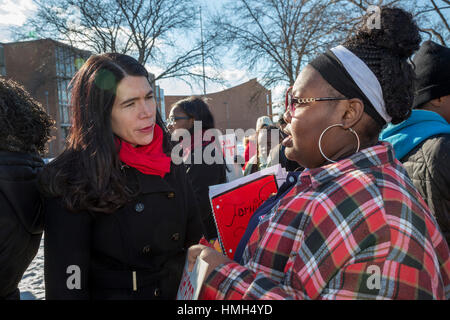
[330,45,391,123]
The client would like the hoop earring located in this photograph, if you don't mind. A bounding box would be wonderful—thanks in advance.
[318,124,360,163]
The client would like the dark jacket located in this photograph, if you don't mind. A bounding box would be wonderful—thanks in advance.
[185,143,227,240]
[43,163,205,300]
[0,151,44,300]
[380,110,450,247]
[401,134,450,246]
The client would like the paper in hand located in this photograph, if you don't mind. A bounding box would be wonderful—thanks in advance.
[176,255,209,300]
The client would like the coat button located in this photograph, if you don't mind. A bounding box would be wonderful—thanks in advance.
[167,192,175,199]
[142,245,151,254]
[171,233,180,241]
[154,288,160,297]
[135,202,145,213]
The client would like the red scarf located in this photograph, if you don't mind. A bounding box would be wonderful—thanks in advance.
[117,124,171,177]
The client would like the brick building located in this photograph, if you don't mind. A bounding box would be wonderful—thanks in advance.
[0,44,5,76]
[0,39,91,157]
[165,78,272,132]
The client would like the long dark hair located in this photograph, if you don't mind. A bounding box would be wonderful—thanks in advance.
[39,53,172,213]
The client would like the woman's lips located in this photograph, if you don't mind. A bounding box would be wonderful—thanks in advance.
[283,123,291,136]
[138,124,154,133]
[282,123,293,147]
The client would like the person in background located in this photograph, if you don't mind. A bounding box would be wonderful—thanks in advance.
[167,97,227,240]
[242,136,252,169]
[40,53,204,299]
[243,124,281,175]
[188,7,449,300]
[243,116,273,170]
[380,40,450,246]
[276,116,288,138]
[266,114,304,172]
[0,78,53,300]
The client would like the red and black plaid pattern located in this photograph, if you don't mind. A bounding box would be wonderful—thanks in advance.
[200,143,450,300]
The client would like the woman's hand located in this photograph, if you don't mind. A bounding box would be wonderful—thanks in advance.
[187,244,232,279]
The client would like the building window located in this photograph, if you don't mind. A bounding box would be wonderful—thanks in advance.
[57,78,71,124]
[55,45,89,145]
[0,44,5,76]
[55,46,78,78]
[160,88,166,121]
[155,85,160,104]
[60,124,71,143]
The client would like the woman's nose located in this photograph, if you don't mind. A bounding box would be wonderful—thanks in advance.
[283,110,292,124]
[140,100,155,118]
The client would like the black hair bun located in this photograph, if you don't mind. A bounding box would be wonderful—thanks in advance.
[357,7,421,59]
[344,7,422,126]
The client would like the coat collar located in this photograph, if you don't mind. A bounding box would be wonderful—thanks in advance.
[123,163,176,194]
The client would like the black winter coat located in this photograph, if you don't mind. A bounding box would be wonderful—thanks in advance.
[185,144,227,240]
[401,134,450,246]
[44,163,205,300]
[0,151,44,300]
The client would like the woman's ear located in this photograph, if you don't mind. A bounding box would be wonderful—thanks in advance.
[341,98,364,129]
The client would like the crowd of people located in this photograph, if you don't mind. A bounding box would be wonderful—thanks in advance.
[0,6,449,300]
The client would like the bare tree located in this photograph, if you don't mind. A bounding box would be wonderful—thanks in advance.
[208,0,415,89]
[416,0,450,46]
[209,0,348,88]
[341,0,450,46]
[14,0,221,82]
[210,0,449,90]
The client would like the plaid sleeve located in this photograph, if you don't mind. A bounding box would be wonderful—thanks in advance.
[200,262,294,300]
[320,209,450,300]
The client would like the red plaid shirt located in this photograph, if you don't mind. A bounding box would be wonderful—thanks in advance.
[200,143,450,300]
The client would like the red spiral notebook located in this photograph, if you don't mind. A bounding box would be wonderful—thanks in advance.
[209,174,279,259]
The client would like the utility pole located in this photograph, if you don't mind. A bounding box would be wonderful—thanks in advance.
[200,6,206,96]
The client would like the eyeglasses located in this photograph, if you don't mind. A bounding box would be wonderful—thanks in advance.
[165,116,191,126]
[285,86,348,114]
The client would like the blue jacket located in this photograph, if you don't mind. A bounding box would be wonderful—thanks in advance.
[380,110,450,160]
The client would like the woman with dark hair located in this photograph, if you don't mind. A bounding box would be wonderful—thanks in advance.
[39,53,204,299]
[167,97,227,240]
[167,96,216,133]
[188,7,449,299]
[0,77,53,300]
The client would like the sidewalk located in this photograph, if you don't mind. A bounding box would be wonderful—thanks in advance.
[18,236,44,300]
